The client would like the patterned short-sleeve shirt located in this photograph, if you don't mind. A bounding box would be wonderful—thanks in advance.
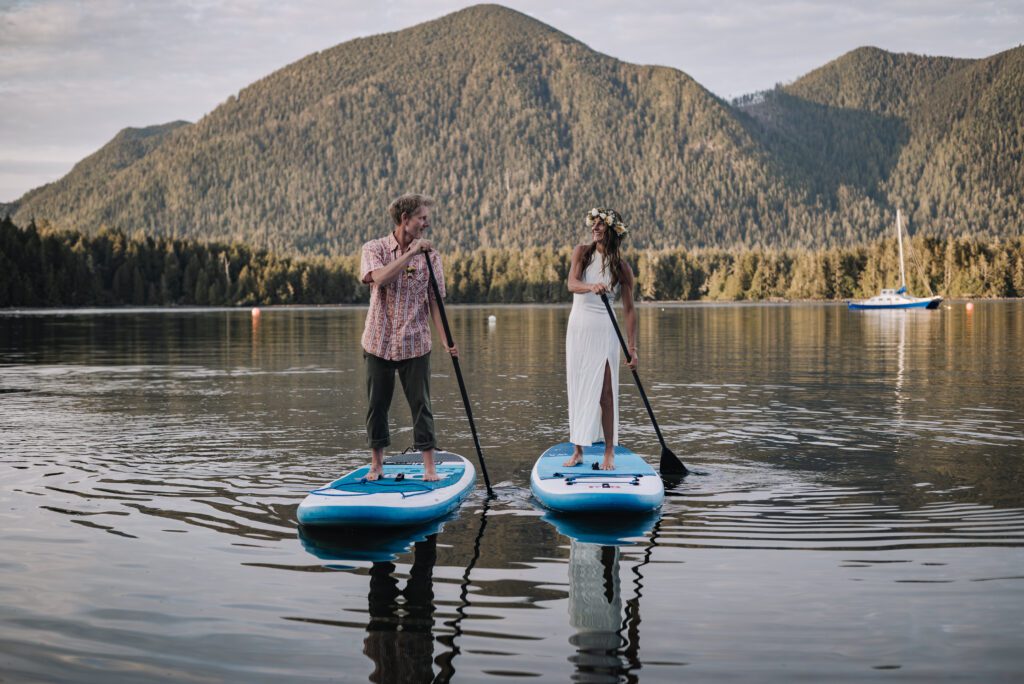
[360,232,446,361]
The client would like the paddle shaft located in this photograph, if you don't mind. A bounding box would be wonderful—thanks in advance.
[599,292,688,475]
[424,253,494,495]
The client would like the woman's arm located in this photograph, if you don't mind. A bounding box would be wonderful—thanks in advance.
[620,262,639,369]
[567,245,606,294]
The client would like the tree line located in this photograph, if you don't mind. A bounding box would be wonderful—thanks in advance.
[2,217,1021,308]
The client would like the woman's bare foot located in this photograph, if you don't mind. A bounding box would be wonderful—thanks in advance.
[563,448,584,467]
[599,452,615,470]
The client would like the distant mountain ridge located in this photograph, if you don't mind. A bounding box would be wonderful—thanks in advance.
[742,43,1023,238]
[8,4,1023,253]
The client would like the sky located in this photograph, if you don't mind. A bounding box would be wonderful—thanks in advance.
[1,0,1021,202]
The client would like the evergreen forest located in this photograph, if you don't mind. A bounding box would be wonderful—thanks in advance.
[3,217,1021,308]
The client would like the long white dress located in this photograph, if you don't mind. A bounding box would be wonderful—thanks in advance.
[566,255,620,446]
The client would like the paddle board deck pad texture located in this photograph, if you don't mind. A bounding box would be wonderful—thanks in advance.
[531,443,664,514]
[298,451,476,527]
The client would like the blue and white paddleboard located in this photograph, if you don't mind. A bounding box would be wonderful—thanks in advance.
[531,442,664,514]
[298,451,476,527]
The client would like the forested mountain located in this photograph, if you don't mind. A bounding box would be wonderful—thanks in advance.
[7,121,190,219]
[7,4,1023,255]
[740,44,1023,240]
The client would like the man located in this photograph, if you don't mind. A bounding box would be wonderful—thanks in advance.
[360,193,457,482]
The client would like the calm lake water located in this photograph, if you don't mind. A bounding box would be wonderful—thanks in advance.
[1,302,1023,683]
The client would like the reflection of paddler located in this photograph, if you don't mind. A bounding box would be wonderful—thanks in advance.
[363,534,437,683]
[568,540,624,677]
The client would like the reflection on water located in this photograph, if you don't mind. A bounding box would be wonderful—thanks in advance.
[569,542,627,681]
[566,517,664,684]
[1,303,1023,682]
[363,535,438,684]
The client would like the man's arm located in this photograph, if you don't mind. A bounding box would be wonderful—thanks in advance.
[363,239,432,287]
[429,297,459,357]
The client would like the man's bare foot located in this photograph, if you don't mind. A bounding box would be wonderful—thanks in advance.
[422,452,439,481]
[367,448,385,481]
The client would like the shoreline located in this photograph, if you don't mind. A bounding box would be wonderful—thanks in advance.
[2,298,1019,316]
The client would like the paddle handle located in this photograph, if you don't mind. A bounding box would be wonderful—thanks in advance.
[424,252,494,496]
[599,293,668,449]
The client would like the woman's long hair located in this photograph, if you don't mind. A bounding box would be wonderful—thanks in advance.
[582,220,625,289]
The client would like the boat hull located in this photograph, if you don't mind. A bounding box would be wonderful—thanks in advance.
[849,296,942,310]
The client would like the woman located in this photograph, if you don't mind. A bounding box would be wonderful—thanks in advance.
[564,207,638,470]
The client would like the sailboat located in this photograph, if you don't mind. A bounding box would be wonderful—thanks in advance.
[848,209,943,310]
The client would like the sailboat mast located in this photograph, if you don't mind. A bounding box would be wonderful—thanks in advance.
[896,209,906,290]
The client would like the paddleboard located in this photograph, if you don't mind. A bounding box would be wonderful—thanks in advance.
[298,451,476,527]
[531,442,664,514]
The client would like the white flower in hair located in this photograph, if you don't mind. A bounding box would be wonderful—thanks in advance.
[585,207,628,236]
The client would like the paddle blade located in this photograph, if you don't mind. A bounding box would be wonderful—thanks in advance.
[660,446,689,476]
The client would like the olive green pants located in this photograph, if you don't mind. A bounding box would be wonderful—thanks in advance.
[364,351,435,450]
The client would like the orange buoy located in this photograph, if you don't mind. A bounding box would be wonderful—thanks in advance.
[252,307,262,317]
[965,302,974,312]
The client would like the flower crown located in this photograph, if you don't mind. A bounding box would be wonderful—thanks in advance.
[586,208,628,237]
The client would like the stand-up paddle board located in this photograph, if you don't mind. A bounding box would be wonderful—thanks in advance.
[298,451,476,527]
[531,442,664,514]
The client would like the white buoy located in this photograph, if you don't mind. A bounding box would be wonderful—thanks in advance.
[488,315,497,324]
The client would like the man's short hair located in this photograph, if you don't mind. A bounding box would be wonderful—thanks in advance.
[388,193,435,225]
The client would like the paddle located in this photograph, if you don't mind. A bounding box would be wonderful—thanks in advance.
[423,252,494,496]
[599,293,689,476]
